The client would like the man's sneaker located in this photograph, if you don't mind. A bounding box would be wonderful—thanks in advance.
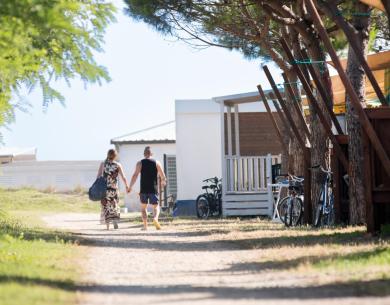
[153,219,161,230]
[141,226,148,231]
[113,221,119,229]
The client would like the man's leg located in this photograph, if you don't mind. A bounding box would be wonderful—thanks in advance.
[151,194,161,230]
[153,204,160,222]
[141,203,148,230]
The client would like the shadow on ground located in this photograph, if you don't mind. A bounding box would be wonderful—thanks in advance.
[0,275,389,300]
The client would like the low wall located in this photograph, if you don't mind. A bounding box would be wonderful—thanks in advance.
[0,160,100,191]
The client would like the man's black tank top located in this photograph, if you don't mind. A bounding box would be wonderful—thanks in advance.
[140,158,158,194]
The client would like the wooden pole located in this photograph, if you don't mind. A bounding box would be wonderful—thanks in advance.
[263,66,307,154]
[281,73,311,139]
[321,0,387,106]
[299,48,344,135]
[280,38,350,171]
[305,0,390,178]
[264,78,313,225]
[269,94,295,141]
[257,85,288,154]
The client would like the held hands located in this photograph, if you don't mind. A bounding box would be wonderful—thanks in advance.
[126,185,132,193]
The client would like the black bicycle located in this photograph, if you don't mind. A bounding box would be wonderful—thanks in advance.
[311,165,335,227]
[278,174,304,227]
[196,177,222,219]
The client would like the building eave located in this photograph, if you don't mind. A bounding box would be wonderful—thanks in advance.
[111,139,176,145]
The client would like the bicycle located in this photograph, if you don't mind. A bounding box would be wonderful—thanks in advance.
[277,174,304,227]
[311,165,335,227]
[196,177,222,219]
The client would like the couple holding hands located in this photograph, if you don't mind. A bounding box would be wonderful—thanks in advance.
[98,146,166,230]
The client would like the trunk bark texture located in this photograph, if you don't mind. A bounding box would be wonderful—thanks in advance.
[346,3,371,225]
[286,34,306,177]
[305,43,332,219]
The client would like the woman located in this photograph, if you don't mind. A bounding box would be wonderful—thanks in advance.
[97,149,129,230]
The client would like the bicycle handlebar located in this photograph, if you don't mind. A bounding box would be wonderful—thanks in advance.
[276,174,304,183]
[310,165,333,175]
[202,177,221,183]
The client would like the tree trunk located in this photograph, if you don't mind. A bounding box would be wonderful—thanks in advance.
[305,43,333,220]
[346,3,371,225]
[382,0,390,28]
[285,33,306,177]
[285,72,305,177]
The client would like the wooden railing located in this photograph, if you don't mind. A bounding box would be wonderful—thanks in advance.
[225,154,280,193]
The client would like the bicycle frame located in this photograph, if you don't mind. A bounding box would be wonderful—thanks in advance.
[314,166,335,227]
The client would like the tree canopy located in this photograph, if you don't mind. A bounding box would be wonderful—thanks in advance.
[0,0,116,129]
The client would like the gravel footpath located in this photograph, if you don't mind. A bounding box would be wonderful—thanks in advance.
[43,213,390,305]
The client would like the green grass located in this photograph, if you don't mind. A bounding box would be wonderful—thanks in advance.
[0,188,91,305]
[0,187,99,213]
[313,246,390,274]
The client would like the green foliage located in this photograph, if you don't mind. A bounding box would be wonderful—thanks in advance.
[124,0,273,60]
[0,0,116,128]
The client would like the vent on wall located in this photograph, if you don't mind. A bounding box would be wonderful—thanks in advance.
[164,154,177,200]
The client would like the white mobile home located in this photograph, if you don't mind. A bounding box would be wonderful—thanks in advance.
[175,91,282,216]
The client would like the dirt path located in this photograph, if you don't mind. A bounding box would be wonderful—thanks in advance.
[43,213,390,305]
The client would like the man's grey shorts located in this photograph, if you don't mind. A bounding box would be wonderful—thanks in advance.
[140,193,158,205]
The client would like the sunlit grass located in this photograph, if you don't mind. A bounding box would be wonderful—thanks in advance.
[0,189,88,305]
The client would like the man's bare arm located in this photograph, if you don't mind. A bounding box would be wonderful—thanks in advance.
[129,161,142,192]
[157,161,167,187]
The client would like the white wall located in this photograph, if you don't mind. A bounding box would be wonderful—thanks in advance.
[116,143,176,210]
[0,161,100,191]
[175,99,222,201]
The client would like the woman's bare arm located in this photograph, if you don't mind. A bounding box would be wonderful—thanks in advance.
[97,162,104,178]
[118,164,129,188]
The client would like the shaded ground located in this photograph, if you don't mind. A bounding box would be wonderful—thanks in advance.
[43,213,390,305]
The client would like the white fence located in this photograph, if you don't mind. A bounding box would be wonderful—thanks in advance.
[225,154,281,193]
[0,161,100,191]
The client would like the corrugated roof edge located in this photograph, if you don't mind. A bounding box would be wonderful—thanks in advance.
[110,121,175,144]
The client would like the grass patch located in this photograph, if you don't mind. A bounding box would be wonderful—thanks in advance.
[0,215,81,305]
[0,187,99,213]
[313,246,390,273]
[0,189,89,305]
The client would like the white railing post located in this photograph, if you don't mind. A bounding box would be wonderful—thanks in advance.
[266,153,273,217]
[219,100,227,216]
[254,157,259,191]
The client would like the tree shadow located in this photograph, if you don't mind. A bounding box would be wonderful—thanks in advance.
[0,275,389,299]
[231,230,387,250]
[63,229,386,252]
[207,248,389,274]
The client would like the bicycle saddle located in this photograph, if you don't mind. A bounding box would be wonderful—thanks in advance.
[202,186,209,190]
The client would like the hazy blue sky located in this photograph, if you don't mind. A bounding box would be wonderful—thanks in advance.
[2,0,282,160]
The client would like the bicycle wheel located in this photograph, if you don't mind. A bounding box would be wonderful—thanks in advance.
[323,194,335,226]
[196,195,210,219]
[290,197,303,226]
[314,203,323,227]
[278,196,289,225]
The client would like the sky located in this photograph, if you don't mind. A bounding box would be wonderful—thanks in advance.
[1,0,282,161]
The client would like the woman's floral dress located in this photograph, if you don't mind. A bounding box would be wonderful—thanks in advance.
[101,159,120,222]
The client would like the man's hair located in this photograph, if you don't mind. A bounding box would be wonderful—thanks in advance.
[107,149,117,161]
[144,146,152,157]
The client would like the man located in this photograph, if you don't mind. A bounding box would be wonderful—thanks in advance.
[128,146,167,230]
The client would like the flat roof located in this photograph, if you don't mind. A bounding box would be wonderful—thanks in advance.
[0,147,37,157]
[111,121,176,145]
[213,88,285,106]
